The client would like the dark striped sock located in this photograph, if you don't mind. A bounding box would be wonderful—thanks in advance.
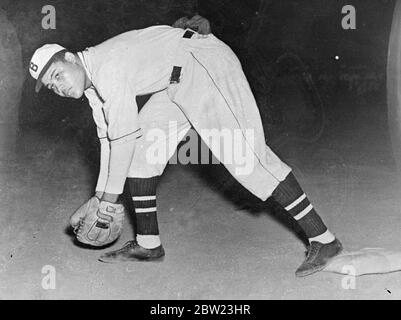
[128,176,160,235]
[272,173,328,239]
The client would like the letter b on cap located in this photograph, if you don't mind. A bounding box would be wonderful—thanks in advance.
[30,62,38,73]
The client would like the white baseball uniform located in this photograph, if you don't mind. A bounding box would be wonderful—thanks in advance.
[79,25,291,200]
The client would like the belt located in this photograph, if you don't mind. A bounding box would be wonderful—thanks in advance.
[169,30,195,84]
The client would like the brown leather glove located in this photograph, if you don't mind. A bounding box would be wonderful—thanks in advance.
[70,197,125,247]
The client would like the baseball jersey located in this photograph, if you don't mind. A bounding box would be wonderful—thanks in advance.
[78,26,186,194]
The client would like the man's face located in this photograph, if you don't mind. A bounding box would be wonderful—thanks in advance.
[41,53,87,99]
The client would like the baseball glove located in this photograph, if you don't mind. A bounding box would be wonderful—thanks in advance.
[173,14,211,35]
[70,197,125,247]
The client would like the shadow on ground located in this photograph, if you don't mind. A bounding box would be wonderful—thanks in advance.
[1,91,401,299]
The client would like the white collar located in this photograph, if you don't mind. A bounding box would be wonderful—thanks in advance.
[77,50,93,86]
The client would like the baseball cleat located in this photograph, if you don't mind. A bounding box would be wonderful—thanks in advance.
[98,240,165,263]
[295,239,343,277]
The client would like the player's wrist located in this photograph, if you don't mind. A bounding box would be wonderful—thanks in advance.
[95,191,104,200]
[101,192,119,203]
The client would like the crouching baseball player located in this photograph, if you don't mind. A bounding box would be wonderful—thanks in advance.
[29,23,342,277]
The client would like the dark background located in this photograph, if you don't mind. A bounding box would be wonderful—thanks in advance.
[0,0,396,198]
[2,1,401,299]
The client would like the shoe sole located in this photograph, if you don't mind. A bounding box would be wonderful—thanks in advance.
[98,255,165,264]
[295,245,343,278]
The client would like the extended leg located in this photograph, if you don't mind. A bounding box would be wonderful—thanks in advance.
[272,172,342,276]
[168,37,342,275]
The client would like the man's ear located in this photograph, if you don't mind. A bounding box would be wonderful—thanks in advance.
[64,52,77,64]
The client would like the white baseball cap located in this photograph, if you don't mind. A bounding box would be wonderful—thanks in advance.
[29,44,66,93]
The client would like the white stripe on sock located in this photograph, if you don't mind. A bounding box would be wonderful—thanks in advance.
[136,234,161,249]
[309,230,335,244]
[285,193,307,211]
[294,204,313,220]
[132,195,156,201]
[135,207,157,213]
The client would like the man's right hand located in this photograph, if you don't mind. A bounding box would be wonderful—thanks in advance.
[173,15,211,35]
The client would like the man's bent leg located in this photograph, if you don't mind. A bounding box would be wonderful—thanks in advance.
[99,90,190,262]
[129,176,161,249]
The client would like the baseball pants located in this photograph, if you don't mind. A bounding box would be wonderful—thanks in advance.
[128,32,291,201]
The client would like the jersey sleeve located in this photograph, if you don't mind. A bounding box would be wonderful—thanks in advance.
[96,139,110,193]
[84,87,108,140]
[84,88,110,192]
[100,70,140,143]
[96,70,140,195]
